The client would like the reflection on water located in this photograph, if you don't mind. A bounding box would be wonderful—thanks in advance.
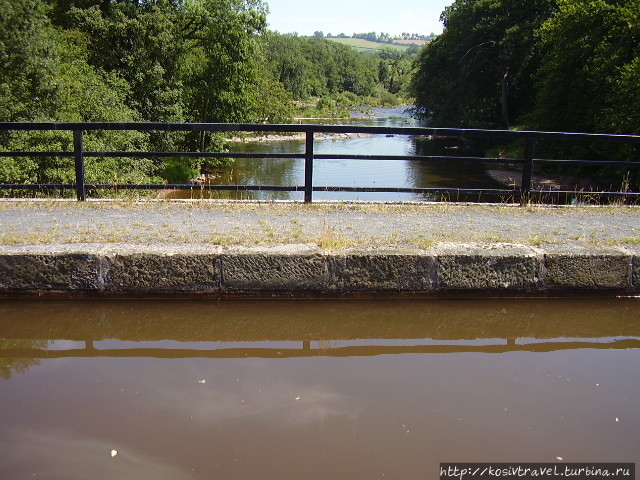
[1,298,639,479]
[166,109,506,201]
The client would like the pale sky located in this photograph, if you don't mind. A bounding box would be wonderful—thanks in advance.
[264,0,452,37]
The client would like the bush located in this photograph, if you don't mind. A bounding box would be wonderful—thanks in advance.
[316,97,336,111]
[161,158,200,184]
[380,91,400,106]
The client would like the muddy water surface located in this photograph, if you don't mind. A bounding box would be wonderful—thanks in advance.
[1,298,639,479]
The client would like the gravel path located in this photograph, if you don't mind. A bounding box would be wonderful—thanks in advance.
[1,200,639,249]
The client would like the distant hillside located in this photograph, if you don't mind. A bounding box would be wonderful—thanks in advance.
[326,38,411,53]
[393,39,429,46]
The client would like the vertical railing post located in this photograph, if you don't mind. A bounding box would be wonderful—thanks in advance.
[73,129,86,201]
[304,130,314,203]
[520,138,535,206]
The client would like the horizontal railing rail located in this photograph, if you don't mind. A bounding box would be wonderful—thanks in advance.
[1,122,639,204]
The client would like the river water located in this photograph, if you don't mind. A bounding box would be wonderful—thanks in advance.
[167,107,505,201]
[1,298,639,479]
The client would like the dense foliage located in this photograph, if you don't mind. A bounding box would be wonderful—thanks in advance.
[411,0,556,129]
[262,34,376,100]
[527,0,640,136]
[1,0,279,186]
[1,0,418,187]
[260,34,417,102]
[410,0,639,187]
[411,0,639,137]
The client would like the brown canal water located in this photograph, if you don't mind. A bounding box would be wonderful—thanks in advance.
[1,298,639,479]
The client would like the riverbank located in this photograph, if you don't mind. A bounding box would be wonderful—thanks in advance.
[226,132,374,143]
[486,168,607,191]
[1,200,639,297]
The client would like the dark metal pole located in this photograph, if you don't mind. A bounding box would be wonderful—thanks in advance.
[520,138,534,206]
[73,130,86,201]
[304,131,314,203]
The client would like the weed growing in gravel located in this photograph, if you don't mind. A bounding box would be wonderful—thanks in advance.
[315,224,356,250]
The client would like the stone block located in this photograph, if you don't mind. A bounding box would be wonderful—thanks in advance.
[221,245,325,291]
[0,253,101,290]
[102,253,219,292]
[543,245,631,289]
[327,246,437,291]
[436,243,542,291]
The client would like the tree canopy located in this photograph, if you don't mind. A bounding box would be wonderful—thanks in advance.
[410,0,639,187]
[411,0,639,137]
[526,0,640,135]
[1,0,420,189]
[1,0,288,186]
[411,0,555,129]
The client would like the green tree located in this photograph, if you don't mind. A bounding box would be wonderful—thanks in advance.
[261,34,380,100]
[248,73,295,123]
[65,0,187,157]
[56,31,156,185]
[0,0,61,122]
[46,0,109,28]
[68,0,185,125]
[333,42,377,97]
[179,0,274,152]
[261,33,320,99]
[411,0,555,128]
[180,0,267,122]
[0,2,158,189]
[377,48,414,96]
[525,0,640,187]
[527,0,640,135]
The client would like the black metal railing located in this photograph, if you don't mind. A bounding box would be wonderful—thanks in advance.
[1,122,639,204]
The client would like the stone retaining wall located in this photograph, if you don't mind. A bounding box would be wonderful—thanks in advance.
[1,243,639,297]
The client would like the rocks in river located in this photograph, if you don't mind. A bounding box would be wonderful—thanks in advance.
[189,174,219,184]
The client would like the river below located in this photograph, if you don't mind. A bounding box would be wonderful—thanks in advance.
[165,107,506,201]
[1,298,638,479]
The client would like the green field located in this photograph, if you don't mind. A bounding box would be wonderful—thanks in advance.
[326,37,410,53]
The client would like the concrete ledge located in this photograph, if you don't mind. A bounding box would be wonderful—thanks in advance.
[0,243,637,297]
